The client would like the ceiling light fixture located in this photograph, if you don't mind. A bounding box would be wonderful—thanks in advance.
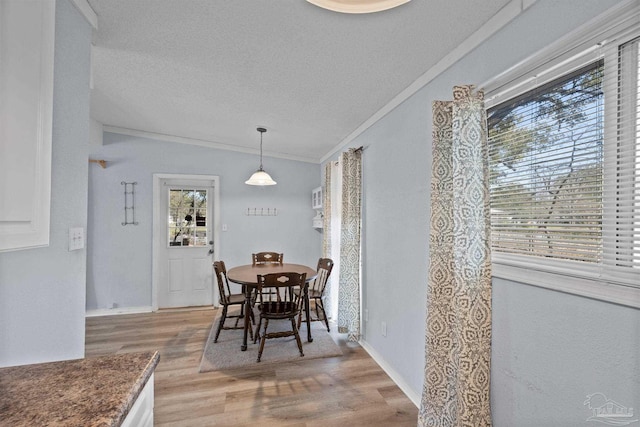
[245,127,277,186]
[306,0,410,14]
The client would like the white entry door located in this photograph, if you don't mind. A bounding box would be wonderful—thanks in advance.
[157,178,216,308]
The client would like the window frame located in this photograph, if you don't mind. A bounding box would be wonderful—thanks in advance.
[483,1,640,308]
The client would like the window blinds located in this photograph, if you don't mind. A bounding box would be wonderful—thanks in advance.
[488,62,605,264]
[488,36,640,288]
[603,37,640,282]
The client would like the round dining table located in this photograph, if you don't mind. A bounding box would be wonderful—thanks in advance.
[227,263,317,351]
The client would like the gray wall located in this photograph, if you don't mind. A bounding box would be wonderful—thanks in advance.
[87,132,321,311]
[0,0,91,367]
[491,278,639,426]
[325,0,639,425]
[1,2,636,424]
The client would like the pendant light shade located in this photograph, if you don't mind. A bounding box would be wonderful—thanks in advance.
[306,0,410,14]
[245,169,277,186]
[245,127,277,186]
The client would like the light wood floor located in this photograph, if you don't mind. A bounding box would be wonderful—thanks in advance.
[85,308,418,426]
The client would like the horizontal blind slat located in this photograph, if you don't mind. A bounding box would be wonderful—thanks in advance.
[488,61,604,265]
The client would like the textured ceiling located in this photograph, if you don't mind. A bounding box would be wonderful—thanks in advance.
[88,0,512,162]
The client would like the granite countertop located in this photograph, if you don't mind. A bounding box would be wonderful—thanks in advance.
[0,351,160,427]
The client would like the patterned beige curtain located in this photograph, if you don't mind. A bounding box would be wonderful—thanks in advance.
[337,148,362,342]
[322,162,333,318]
[322,162,332,258]
[418,85,492,427]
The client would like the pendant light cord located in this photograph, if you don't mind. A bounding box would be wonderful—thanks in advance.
[257,127,267,171]
[259,131,264,170]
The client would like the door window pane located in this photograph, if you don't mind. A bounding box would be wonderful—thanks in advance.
[168,188,208,247]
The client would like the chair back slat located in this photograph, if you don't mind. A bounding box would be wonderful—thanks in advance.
[252,252,284,266]
[213,260,231,305]
[256,272,305,316]
[310,258,334,293]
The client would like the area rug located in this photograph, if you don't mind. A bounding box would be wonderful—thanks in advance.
[199,310,343,372]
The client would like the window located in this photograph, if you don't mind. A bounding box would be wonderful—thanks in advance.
[488,61,605,265]
[606,37,640,282]
[485,13,639,304]
[168,188,209,247]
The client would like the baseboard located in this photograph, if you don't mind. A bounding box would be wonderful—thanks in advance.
[85,306,153,317]
[359,339,421,408]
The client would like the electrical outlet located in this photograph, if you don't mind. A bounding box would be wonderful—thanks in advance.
[381,321,387,337]
[222,224,228,232]
[365,309,369,322]
[69,227,84,251]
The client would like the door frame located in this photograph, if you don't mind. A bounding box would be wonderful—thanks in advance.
[152,173,221,311]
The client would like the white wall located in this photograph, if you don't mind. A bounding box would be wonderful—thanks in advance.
[324,0,639,424]
[0,0,91,367]
[86,132,321,311]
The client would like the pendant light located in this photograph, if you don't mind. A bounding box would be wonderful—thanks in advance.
[245,127,277,186]
[306,0,410,14]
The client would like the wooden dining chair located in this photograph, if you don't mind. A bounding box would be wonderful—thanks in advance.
[253,272,306,362]
[252,252,283,266]
[297,258,334,332]
[212,261,253,343]
[251,252,283,302]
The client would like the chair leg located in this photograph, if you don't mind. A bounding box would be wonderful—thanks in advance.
[234,302,247,328]
[317,299,330,332]
[254,316,262,344]
[235,303,255,328]
[257,319,269,362]
[247,314,253,340]
[297,308,303,329]
[315,299,321,322]
[214,306,228,343]
[291,318,304,357]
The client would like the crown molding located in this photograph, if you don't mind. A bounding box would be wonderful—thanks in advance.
[319,0,535,163]
[103,125,320,164]
[69,0,98,29]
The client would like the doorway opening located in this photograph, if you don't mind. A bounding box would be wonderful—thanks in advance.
[152,174,220,310]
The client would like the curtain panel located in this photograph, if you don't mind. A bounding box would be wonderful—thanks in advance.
[337,148,362,342]
[418,85,493,427]
[323,162,332,259]
[322,162,334,319]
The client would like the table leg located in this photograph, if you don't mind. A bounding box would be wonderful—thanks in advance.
[303,282,313,342]
[242,285,251,351]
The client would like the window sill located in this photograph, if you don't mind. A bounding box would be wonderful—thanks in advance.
[492,262,640,309]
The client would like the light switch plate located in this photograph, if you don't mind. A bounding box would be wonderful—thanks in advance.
[69,227,84,251]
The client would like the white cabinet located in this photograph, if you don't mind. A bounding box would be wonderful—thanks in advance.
[0,1,55,252]
[312,187,323,229]
[121,373,155,427]
[312,187,323,210]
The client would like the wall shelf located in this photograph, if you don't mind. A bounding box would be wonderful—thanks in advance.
[89,159,107,168]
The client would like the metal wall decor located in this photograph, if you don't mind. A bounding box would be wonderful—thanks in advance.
[246,207,278,216]
[121,181,139,225]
